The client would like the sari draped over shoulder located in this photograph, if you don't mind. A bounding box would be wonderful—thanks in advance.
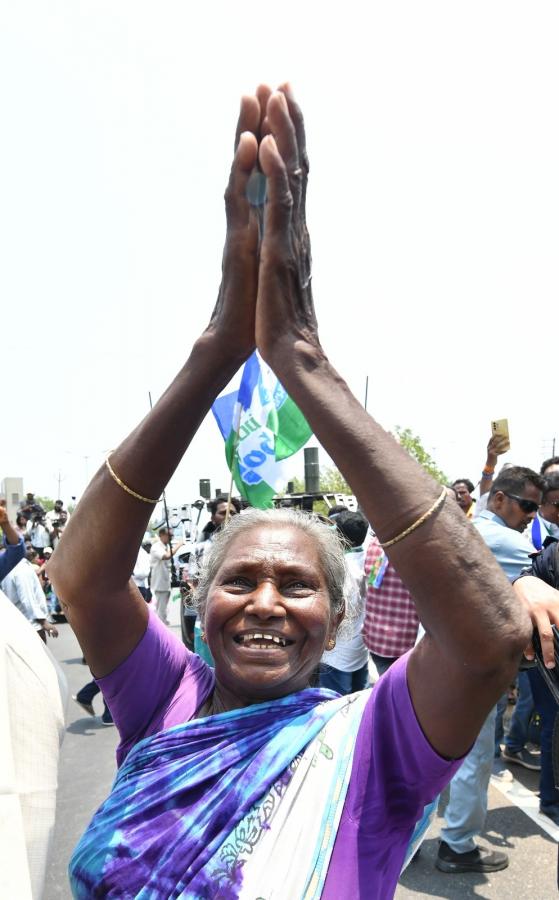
[70,687,370,899]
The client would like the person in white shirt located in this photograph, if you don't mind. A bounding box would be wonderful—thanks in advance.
[1,551,58,642]
[150,528,183,625]
[133,544,152,602]
[27,516,52,554]
[319,510,370,695]
[188,497,242,585]
[186,498,240,662]
[0,589,66,899]
[46,500,70,549]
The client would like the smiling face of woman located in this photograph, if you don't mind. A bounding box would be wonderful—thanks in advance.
[203,523,338,709]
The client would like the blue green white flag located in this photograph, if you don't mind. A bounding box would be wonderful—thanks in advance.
[211,351,313,508]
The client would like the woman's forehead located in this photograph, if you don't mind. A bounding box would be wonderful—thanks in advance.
[222,523,322,567]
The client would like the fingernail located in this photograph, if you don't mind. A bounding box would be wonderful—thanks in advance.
[280,81,294,98]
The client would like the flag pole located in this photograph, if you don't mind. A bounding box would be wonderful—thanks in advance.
[225,406,243,524]
[148,392,179,585]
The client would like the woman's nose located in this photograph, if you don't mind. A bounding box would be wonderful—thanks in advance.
[245,581,285,617]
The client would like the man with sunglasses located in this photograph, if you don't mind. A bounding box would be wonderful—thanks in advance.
[530,473,559,551]
[437,465,544,874]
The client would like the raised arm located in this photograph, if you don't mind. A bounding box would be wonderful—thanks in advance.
[255,86,531,758]
[48,91,269,678]
[479,433,509,498]
[0,503,22,547]
[0,503,25,581]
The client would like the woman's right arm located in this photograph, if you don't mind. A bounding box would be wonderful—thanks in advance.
[48,93,268,678]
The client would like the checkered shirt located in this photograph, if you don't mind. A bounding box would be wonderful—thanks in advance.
[362,534,420,658]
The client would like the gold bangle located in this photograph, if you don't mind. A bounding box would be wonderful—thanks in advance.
[105,454,160,505]
[380,487,447,549]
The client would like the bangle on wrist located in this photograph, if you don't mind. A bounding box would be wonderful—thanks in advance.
[482,468,494,478]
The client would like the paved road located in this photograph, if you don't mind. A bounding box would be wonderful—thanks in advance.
[45,605,558,899]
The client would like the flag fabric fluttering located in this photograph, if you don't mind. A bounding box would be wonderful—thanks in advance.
[211,351,313,508]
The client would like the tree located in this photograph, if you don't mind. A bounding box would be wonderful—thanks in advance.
[318,466,352,494]
[394,426,448,484]
[36,496,55,513]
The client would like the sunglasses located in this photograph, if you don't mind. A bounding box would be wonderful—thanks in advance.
[503,493,539,514]
[544,499,559,509]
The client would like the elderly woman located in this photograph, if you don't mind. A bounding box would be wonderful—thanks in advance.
[50,85,541,899]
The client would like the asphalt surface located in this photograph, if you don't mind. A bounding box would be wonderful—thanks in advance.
[44,602,558,899]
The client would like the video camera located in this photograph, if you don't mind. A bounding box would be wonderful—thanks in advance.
[30,505,46,523]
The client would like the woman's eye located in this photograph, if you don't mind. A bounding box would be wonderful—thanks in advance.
[225,576,251,588]
[285,580,311,592]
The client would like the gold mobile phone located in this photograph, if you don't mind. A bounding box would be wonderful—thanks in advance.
[491,418,510,453]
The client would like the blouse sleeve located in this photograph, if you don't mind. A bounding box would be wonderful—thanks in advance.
[344,651,464,833]
[97,609,214,765]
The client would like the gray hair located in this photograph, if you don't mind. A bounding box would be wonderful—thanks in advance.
[194,507,348,618]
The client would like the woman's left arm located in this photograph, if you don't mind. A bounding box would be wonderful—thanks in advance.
[254,87,531,759]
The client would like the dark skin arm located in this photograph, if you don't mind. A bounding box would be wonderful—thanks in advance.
[0,503,21,546]
[254,86,532,759]
[48,90,271,678]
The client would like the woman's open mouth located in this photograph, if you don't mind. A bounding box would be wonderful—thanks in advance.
[233,631,294,649]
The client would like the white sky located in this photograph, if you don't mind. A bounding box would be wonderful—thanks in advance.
[1,1,558,508]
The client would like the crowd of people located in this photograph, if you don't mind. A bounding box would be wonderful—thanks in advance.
[0,494,72,642]
[2,83,559,898]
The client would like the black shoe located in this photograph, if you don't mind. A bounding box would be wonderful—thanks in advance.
[501,747,541,771]
[436,841,509,873]
[72,695,95,717]
[101,709,114,726]
[540,805,559,827]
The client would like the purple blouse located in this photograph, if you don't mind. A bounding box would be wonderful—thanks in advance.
[98,611,461,898]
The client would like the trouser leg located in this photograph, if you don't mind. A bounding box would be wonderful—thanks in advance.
[505,670,534,753]
[351,661,370,691]
[319,665,353,695]
[77,680,101,704]
[370,652,398,676]
[528,668,559,808]
[155,591,171,623]
[494,692,508,756]
[440,706,496,853]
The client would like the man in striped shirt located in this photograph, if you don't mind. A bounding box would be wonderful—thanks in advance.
[362,533,419,675]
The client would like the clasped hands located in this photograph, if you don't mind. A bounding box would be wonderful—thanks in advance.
[205,83,320,370]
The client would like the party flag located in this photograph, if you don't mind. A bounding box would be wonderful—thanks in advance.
[211,351,313,508]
